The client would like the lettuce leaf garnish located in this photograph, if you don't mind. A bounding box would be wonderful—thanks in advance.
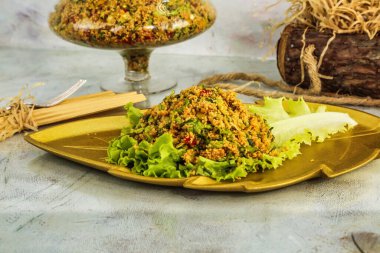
[108,133,188,178]
[107,98,357,182]
[124,102,143,128]
[249,97,358,146]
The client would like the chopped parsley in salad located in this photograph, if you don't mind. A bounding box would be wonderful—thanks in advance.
[107,86,357,181]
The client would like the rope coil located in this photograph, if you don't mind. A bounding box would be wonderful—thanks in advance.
[198,72,380,107]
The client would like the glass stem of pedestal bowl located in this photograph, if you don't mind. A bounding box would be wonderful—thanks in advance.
[121,49,153,83]
[115,48,176,95]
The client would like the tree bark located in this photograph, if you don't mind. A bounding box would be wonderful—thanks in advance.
[277,24,380,98]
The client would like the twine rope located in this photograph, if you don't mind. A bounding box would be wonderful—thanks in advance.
[303,44,322,95]
[198,72,380,107]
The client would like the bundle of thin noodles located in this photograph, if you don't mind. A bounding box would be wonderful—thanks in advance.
[281,0,380,39]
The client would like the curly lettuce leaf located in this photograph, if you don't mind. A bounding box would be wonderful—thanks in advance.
[144,133,186,178]
[284,97,312,116]
[194,154,289,182]
[195,158,244,181]
[108,98,358,182]
[249,97,290,124]
[107,131,285,182]
[124,102,143,128]
[250,97,358,147]
[270,111,357,146]
[108,133,188,178]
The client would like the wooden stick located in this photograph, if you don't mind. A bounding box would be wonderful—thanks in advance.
[59,90,115,104]
[33,92,146,126]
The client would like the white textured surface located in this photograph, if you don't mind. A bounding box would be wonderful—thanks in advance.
[0,48,379,252]
[0,0,289,58]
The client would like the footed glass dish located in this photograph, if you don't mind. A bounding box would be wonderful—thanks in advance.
[49,0,216,94]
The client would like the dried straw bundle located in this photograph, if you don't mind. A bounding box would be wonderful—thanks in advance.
[283,0,380,39]
[0,89,146,142]
[0,96,37,142]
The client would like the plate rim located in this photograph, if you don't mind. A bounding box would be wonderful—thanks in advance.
[24,104,380,193]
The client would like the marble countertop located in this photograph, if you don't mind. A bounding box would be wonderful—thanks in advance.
[0,47,379,253]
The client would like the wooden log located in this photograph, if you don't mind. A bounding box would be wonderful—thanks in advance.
[277,24,380,98]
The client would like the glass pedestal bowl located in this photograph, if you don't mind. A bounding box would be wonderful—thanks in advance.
[49,0,216,94]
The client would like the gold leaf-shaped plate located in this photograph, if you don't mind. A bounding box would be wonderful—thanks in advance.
[25,104,380,193]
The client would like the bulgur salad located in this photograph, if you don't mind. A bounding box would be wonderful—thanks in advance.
[107,86,357,181]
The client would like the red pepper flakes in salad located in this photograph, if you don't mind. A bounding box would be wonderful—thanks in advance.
[107,85,357,181]
[133,86,274,164]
